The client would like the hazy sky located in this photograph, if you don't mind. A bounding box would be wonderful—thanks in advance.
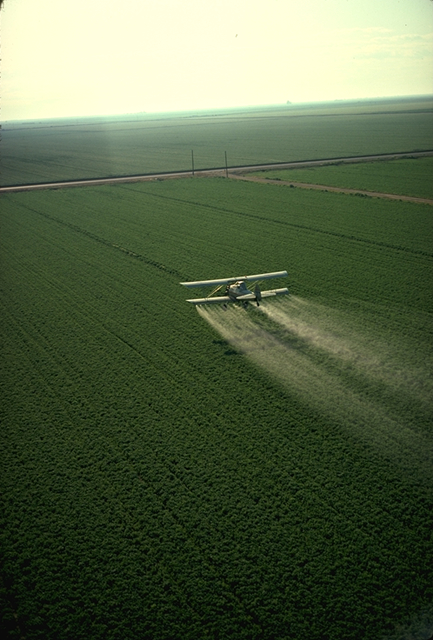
[1,0,433,120]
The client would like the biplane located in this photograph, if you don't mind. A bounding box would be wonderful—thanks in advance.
[180,270,289,307]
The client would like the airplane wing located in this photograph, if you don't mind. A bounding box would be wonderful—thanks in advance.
[237,287,289,300]
[186,296,232,305]
[180,270,287,288]
[187,288,289,305]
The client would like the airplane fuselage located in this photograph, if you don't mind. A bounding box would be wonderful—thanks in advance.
[227,280,252,301]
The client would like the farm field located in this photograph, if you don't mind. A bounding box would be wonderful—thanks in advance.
[1,96,432,187]
[249,156,433,200]
[1,168,433,640]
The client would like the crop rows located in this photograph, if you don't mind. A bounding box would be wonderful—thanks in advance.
[1,172,432,639]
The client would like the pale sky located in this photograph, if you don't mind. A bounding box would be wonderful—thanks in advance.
[1,0,433,120]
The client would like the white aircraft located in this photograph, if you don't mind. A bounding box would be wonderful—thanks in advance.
[180,270,289,307]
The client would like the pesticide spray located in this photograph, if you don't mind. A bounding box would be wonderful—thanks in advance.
[198,297,433,485]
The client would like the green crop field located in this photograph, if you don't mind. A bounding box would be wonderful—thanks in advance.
[250,156,433,200]
[1,168,433,639]
[1,96,432,186]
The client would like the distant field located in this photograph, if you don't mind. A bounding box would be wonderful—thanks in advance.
[1,173,432,639]
[1,96,432,186]
[249,156,433,199]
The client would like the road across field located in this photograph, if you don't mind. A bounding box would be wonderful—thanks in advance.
[229,174,433,205]
[1,150,432,197]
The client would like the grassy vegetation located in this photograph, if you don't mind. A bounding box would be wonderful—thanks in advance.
[1,165,432,639]
[250,156,433,199]
[1,97,432,186]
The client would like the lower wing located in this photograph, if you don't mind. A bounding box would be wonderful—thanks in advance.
[237,287,289,300]
[186,288,289,305]
[186,295,232,305]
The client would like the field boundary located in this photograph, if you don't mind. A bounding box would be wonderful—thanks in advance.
[1,150,432,194]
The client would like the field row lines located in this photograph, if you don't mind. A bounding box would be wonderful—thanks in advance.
[9,198,185,279]
[0,295,245,624]
[122,184,433,259]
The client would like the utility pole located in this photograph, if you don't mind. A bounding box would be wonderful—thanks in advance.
[191,150,195,176]
[225,151,228,178]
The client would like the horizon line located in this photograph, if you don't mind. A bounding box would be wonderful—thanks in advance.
[3,93,432,124]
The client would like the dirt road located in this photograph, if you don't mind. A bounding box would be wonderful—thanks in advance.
[1,150,432,199]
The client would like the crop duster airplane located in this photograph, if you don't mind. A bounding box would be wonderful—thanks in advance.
[180,270,289,307]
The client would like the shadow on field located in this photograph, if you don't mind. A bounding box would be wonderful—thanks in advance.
[198,297,433,486]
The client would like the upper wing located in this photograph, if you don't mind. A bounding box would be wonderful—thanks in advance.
[180,270,287,289]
